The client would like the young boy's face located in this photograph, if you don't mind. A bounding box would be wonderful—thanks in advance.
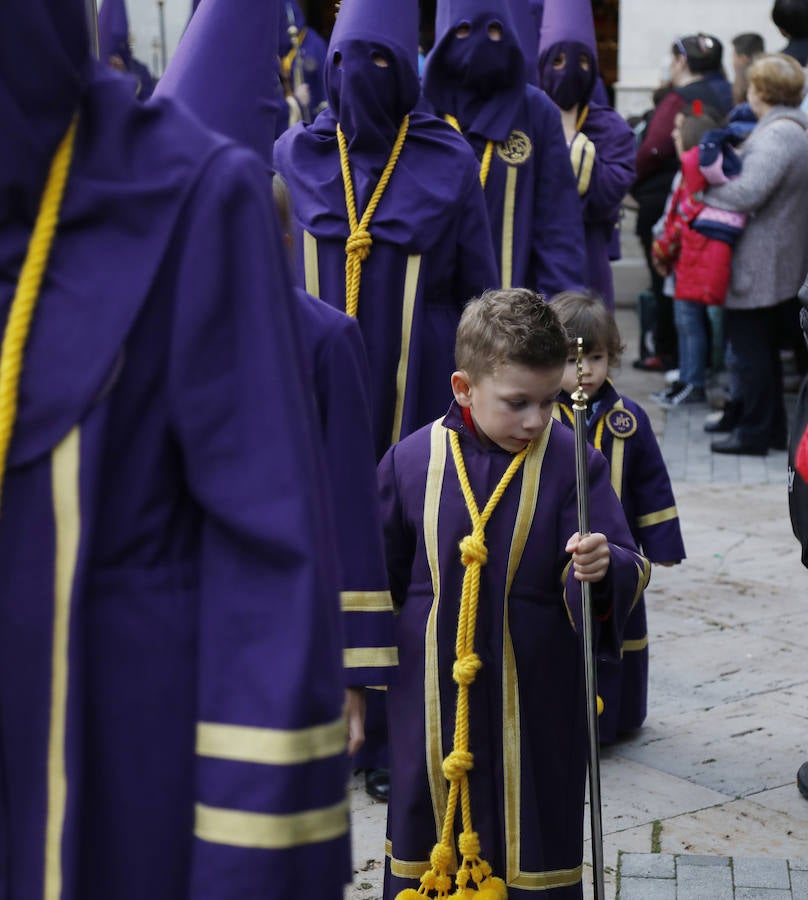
[451,362,563,453]
[561,347,610,399]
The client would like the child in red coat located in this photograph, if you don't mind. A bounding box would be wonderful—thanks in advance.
[651,102,745,407]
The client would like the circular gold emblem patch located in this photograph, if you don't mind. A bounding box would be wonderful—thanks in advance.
[605,408,638,439]
[496,130,532,165]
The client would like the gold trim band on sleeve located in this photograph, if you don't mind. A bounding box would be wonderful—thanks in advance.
[622,636,649,653]
[385,839,433,879]
[196,718,346,766]
[340,590,393,612]
[343,646,399,669]
[510,864,583,889]
[391,254,422,445]
[194,799,349,849]
[636,506,678,529]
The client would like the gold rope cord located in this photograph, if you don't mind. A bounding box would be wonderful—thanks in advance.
[0,115,79,513]
[336,116,409,319]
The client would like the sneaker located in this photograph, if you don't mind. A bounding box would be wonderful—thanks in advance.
[798,761,808,800]
[656,383,706,408]
[650,381,684,404]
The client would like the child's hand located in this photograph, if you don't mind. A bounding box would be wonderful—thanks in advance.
[565,532,610,582]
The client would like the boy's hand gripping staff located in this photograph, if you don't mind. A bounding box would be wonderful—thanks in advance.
[572,337,606,900]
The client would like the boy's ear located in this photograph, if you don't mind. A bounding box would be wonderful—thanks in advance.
[451,370,473,408]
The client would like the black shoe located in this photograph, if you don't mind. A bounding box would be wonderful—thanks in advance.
[704,400,742,434]
[798,762,808,800]
[710,434,768,456]
[364,768,390,802]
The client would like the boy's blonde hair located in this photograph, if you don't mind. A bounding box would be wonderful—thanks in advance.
[549,290,625,367]
[748,53,806,107]
[455,288,568,381]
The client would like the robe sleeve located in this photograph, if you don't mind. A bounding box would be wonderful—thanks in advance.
[560,447,651,664]
[453,163,500,304]
[378,443,416,610]
[625,406,686,564]
[530,98,588,297]
[167,146,350,898]
[577,111,637,225]
[316,312,398,687]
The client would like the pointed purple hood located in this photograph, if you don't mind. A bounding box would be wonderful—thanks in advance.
[98,0,130,64]
[155,0,281,169]
[537,0,598,109]
[508,0,539,85]
[423,0,525,142]
[325,0,420,155]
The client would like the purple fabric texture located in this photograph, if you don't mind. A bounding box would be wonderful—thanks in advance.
[575,103,637,307]
[155,0,281,169]
[1,1,351,895]
[508,0,540,84]
[379,404,648,897]
[555,381,685,741]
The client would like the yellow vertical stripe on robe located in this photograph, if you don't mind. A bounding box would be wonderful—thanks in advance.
[45,427,81,900]
[303,229,320,299]
[500,166,518,289]
[391,254,422,445]
[423,421,451,845]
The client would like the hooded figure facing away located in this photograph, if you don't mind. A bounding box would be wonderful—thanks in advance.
[537,0,636,309]
[422,0,587,299]
[0,1,352,897]
[274,0,499,461]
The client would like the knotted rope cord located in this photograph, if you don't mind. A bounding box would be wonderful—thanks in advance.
[397,430,529,900]
[336,115,409,319]
[0,115,78,515]
[444,115,493,189]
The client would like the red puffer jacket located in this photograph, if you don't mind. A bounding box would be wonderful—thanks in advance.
[652,146,731,306]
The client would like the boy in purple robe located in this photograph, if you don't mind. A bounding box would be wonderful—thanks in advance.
[275,0,499,461]
[0,2,353,897]
[537,0,636,309]
[380,289,650,898]
[551,291,685,743]
[423,0,587,298]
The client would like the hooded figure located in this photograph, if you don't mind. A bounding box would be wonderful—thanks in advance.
[537,0,636,308]
[0,2,351,898]
[275,0,498,461]
[422,0,587,299]
[97,0,155,99]
[158,0,397,725]
[278,0,328,125]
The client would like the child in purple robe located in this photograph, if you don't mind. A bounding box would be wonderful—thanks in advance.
[380,288,650,899]
[551,290,685,744]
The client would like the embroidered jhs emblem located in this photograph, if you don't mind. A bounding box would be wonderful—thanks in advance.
[496,130,532,165]
[605,408,638,439]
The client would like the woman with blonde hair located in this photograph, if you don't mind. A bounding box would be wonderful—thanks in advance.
[707,53,808,455]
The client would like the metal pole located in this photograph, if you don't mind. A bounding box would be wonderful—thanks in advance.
[572,336,606,900]
[85,0,100,59]
[157,0,168,75]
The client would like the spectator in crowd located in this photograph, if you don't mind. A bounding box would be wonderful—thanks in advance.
[706,53,808,456]
[773,0,808,65]
[630,33,732,373]
[731,32,766,105]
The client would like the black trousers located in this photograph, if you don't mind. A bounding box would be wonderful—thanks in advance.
[725,303,789,449]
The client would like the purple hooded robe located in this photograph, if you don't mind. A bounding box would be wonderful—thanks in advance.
[97,0,155,99]
[537,0,635,308]
[274,0,499,461]
[0,2,351,897]
[278,0,328,123]
[379,405,650,898]
[157,0,397,691]
[554,381,685,742]
[422,0,587,299]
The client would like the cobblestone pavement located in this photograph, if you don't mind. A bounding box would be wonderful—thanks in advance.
[345,282,808,900]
